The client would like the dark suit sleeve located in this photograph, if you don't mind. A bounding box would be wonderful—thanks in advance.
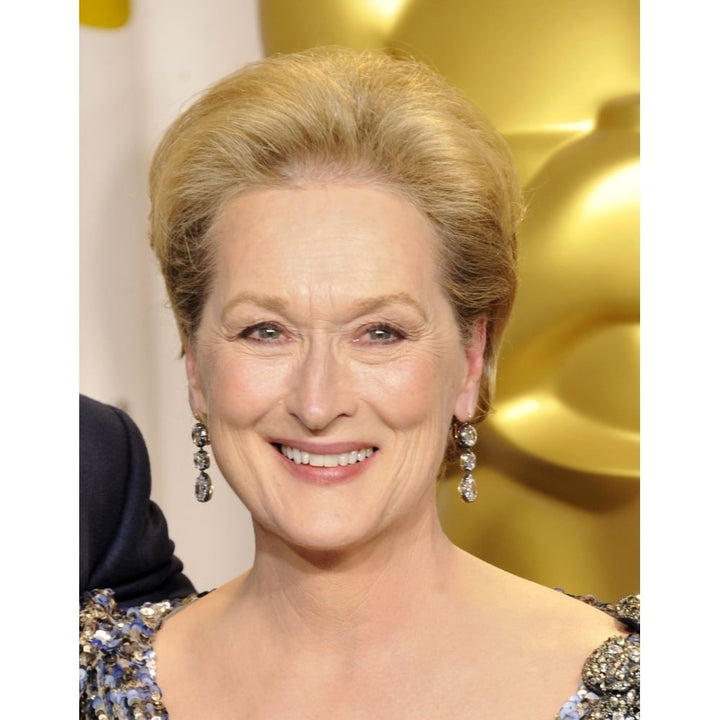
[79,394,196,607]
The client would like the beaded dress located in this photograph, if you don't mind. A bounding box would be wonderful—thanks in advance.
[80,589,639,719]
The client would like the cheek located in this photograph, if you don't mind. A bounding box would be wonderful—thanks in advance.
[201,351,287,422]
[356,349,462,427]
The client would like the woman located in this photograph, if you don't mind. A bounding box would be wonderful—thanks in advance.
[80,47,639,718]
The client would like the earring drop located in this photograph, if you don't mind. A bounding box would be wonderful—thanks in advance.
[454,420,478,503]
[192,421,213,502]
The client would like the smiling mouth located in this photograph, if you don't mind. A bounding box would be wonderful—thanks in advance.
[278,444,376,468]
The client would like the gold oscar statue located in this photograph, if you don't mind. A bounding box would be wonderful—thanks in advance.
[265,0,639,600]
[80,0,130,28]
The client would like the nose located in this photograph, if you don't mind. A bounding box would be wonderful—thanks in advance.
[285,338,357,431]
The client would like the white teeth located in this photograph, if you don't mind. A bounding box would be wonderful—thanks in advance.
[280,444,375,467]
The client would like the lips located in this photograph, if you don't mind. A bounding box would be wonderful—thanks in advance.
[279,444,375,468]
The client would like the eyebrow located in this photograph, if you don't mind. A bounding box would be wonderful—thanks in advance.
[222,292,427,320]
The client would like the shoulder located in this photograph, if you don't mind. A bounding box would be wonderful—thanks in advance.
[79,395,151,588]
[80,589,198,719]
[79,394,196,605]
[79,395,145,485]
[556,594,640,720]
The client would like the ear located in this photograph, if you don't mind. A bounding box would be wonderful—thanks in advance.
[185,342,208,417]
[453,317,487,421]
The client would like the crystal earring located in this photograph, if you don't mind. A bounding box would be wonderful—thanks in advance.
[191,421,213,502]
[454,419,478,503]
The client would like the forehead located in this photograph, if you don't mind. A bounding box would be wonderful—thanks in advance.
[211,183,444,304]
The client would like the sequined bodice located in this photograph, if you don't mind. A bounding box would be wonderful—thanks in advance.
[79,590,639,719]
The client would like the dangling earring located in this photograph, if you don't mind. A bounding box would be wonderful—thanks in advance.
[454,418,478,503]
[191,420,213,502]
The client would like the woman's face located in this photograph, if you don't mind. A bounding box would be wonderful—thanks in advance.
[187,183,485,552]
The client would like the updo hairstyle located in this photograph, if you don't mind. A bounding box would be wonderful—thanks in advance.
[149,46,522,430]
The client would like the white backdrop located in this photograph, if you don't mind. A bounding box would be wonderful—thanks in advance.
[80,1,263,592]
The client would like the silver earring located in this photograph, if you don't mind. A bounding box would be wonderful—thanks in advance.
[192,421,213,502]
[454,419,478,503]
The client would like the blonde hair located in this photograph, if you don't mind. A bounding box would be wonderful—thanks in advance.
[149,46,522,426]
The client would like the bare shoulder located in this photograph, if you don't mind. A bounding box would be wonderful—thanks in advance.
[449,550,637,699]
[455,547,633,641]
[511,573,630,641]
[153,572,247,653]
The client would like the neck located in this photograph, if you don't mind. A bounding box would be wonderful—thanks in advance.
[238,500,460,652]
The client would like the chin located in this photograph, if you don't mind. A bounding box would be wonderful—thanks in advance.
[293,522,371,554]
[261,509,387,558]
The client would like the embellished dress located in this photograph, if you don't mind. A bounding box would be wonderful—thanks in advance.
[79,590,640,719]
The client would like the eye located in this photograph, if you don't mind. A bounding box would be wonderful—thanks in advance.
[360,324,406,344]
[238,322,287,342]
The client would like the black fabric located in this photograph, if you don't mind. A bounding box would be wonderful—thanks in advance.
[79,394,195,608]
